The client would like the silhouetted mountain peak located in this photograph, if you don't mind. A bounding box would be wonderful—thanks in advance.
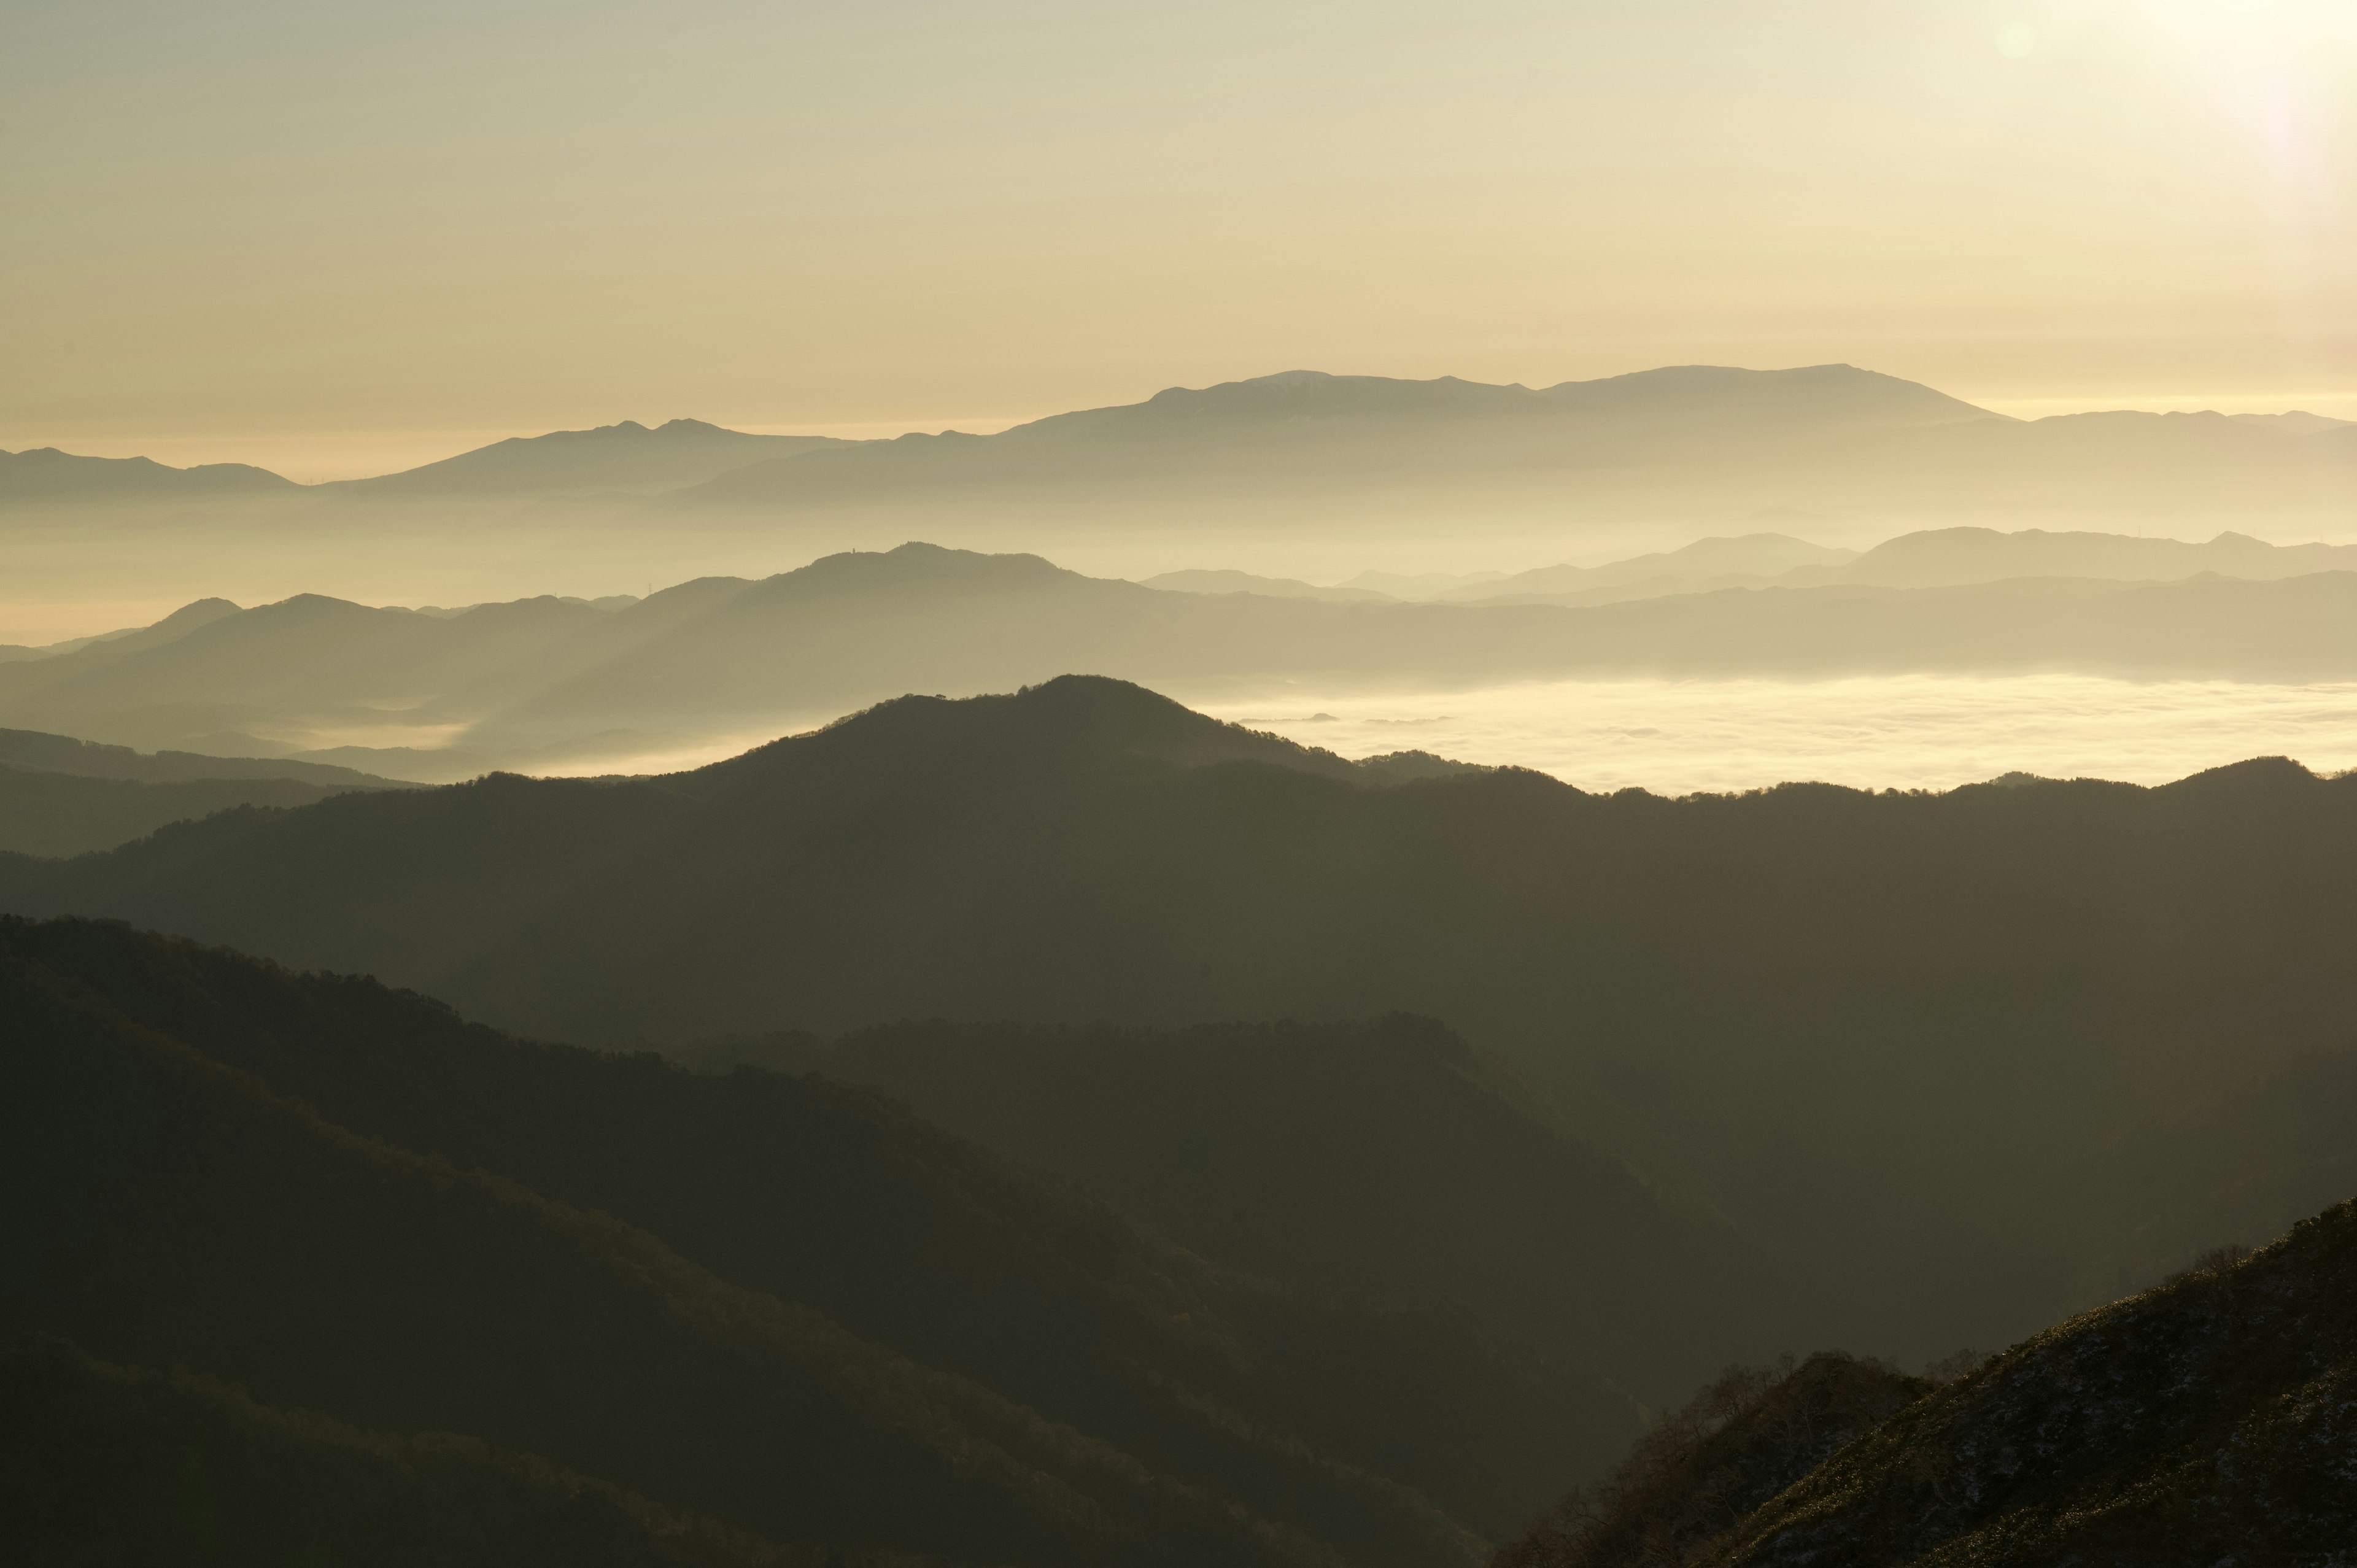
[336,416,850,496]
[2158,754,2327,798]
[147,598,242,631]
[757,540,1077,597]
[704,674,1365,794]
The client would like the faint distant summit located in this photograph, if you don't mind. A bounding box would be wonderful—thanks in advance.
[329,417,853,498]
[0,447,295,503]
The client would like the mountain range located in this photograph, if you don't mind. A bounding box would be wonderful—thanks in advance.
[11,687,2357,1562]
[9,674,2357,1369]
[1443,525,2357,605]
[0,446,296,503]
[11,533,2357,771]
[10,368,2352,538]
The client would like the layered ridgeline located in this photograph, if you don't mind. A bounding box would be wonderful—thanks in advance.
[7,676,2356,1362]
[1498,1200,2357,1566]
[696,1018,1809,1404]
[0,724,408,855]
[1413,525,2357,606]
[0,915,1627,1564]
[0,446,296,503]
[1148,525,2357,608]
[15,371,2350,529]
[319,418,850,498]
[659,368,2353,531]
[12,539,2357,768]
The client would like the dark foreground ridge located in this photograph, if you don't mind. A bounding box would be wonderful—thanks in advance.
[1496,1202,2357,1565]
[0,914,1627,1566]
[7,675,2357,1379]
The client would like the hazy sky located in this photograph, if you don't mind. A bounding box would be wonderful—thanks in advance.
[7,0,2353,479]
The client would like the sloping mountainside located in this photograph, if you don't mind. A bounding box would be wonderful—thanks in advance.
[664,369,2351,528]
[2080,1043,2357,1302]
[0,763,393,855]
[16,541,2357,762]
[1495,1353,1933,1568]
[0,447,296,503]
[2,914,1626,1561]
[7,677,2350,1359]
[0,1338,763,1568]
[720,1019,2022,1398]
[1618,1202,2357,1565]
[328,418,851,498]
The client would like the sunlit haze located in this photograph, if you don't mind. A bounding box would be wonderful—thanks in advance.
[6,0,2353,471]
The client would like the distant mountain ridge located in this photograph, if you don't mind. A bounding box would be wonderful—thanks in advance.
[15,537,2357,768]
[0,722,408,855]
[327,417,851,497]
[1450,526,2357,606]
[12,368,2350,528]
[672,365,2005,510]
[660,366,2354,529]
[0,447,295,502]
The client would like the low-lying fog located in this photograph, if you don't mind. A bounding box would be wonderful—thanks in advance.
[1199,674,2357,795]
[527,674,2357,794]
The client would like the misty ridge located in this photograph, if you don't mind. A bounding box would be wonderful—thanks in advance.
[9,524,2357,779]
[22,0,2357,1549]
[12,373,2357,1565]
[10,366,2353,527]
[7,365,2355,647]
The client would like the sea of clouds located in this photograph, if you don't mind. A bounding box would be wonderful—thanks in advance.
[1204,674,2357,795]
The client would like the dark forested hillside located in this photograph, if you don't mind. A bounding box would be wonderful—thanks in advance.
[1,915,1628,1562]
[4,676,2351,1364]
[721,1018,2030,1398]
[0,762,386,855]
[1493,1353,1933,1568]
[2078,1043,2357,1302]
[0,1337,746,1568]
[1603,1202,2357,1565]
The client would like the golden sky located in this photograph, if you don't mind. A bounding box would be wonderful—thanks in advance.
[6,0,2353,480]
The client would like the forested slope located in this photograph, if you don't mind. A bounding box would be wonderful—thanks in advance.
[1497,1195,2357,1566]
[2,916,1622,1564]
[5,674,2350,1350]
